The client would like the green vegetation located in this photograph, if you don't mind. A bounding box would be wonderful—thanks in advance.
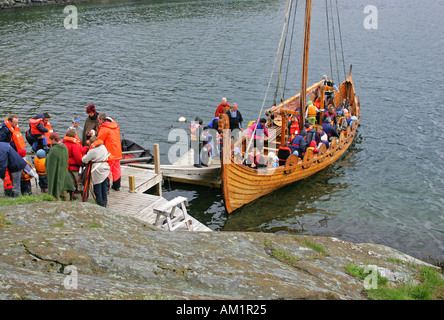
[346,264,444,300]
[300,238,328,256]
[0,193,55,206]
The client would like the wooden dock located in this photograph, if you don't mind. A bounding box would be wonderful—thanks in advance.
[107,164,212,232]
[129,149,221,188]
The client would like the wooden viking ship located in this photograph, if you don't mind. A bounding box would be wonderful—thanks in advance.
[220,0,361,213]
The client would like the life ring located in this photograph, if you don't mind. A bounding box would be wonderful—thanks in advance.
[317,143,327,163]
[302,149,314,169]
[284,154,299,174]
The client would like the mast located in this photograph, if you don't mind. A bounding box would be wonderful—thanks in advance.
[299,0,313,130]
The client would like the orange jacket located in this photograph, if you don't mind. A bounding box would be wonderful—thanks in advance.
[3,117,26,150]
[97,119,122,159]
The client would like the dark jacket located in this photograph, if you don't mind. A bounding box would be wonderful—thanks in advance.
[0,142,27,179]
[226,109,243,130]
[289,135,307,156]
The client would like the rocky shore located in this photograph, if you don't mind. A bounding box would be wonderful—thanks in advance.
[0,201,441,300]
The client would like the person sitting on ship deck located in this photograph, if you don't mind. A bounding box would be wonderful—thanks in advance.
[301,123,316,147]
[314,126,329,149]
[289,133,307,159]
[321,117,339,141]
[245,147,266,169]
[277,142,292,166]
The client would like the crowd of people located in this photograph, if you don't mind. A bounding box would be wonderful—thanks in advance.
[192,81,357,170]
[0,104,123,208]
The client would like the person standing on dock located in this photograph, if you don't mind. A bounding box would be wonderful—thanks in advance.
[190,116,203,168]
[226,102,243,143]
[97,113,122,191]
[215,97,231,118]
[82,136,110,207]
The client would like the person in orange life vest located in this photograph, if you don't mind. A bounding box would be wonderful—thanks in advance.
[190,116,203,168]
[215,97,231,118]
[289,133,307,158]
[3,169,13,197]
[96,113,122,191]
[34,149,48,193]
[0,114,27,151]
[42,113,55,148]
[83,104,100,147]
[0,142,34,198]
[305,100,320,125]
[18,149,37,195]
[277,142,292,166]
[63,128,88,195]
[26,113,49,153]
[287,114,300,143]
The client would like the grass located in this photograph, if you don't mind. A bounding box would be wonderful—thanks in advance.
[0,193,56,206]
[346,264,444,300]
[300,238,328,256]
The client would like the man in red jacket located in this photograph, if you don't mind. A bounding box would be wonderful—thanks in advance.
[97,113,122,191]
[63,128,88,196]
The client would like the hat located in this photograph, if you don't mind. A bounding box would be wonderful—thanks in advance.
[36,149,46,158]
[307,100,313,106]
[86,104,96,114]
[268,152,276,159]
[304,123,310,128]
[310,141,316,148]
[17,149,26,157]
[72,117,80,123]
[232,147,241,154]
[194,116,203,125]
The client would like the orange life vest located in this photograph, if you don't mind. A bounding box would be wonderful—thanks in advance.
[3,117,26,150]
[3,169,12,190]
[44,122,54,146]
[307,105,317,118]
[34,157,46,175]
[29,118,45,135]
[21,160,33,181]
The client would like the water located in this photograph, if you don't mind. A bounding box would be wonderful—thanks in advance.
[1,0,443,262]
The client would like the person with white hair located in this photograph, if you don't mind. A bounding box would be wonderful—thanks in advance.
[215,97,231,118]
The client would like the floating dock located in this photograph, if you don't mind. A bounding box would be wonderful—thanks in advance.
[129,148,221,188]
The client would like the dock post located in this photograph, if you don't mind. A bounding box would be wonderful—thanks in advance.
[129,175,136,192]
[154,143,162,196]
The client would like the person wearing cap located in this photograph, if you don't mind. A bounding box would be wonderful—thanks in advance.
[45,132,74,201]
[96,113,122,191]
[82,104,100,147]
[34,149,48,193]
[69,117,83,145]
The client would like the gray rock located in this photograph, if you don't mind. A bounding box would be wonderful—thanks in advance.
[0,202,440,300]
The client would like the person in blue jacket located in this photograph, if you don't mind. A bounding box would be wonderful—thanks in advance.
[0,142,36,197]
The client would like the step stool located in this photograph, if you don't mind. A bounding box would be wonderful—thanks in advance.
[153,196,193,231]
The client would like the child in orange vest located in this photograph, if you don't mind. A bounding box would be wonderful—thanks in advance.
[34,149,48,193]
[18,149,36,195]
